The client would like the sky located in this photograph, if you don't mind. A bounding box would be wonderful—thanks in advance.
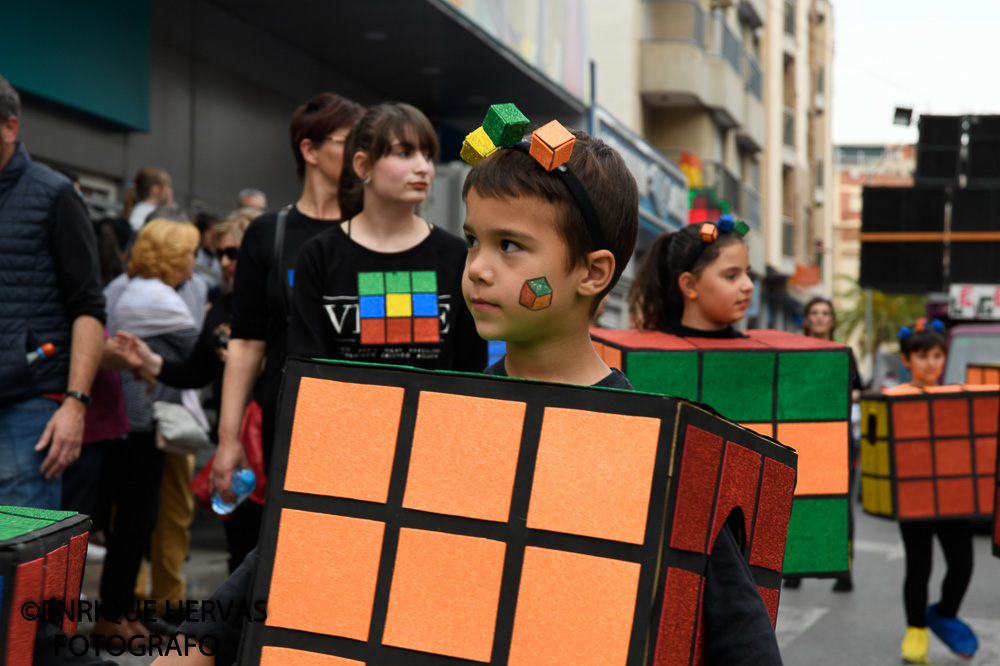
[832,0,1000,146]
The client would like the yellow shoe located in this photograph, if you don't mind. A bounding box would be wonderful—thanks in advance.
[901,626,931,664]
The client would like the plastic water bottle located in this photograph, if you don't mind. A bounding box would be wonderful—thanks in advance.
[26,342,56,365]
[212,469,256,515]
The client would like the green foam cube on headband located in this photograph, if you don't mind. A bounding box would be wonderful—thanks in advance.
[483,103,530,147]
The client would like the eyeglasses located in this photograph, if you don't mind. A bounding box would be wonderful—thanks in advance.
[321,134,348,145]
[215,247,239,261]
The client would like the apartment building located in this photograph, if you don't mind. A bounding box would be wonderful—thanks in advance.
[759,0,835,327]
[591,0,835,330]
[831,144,916,315]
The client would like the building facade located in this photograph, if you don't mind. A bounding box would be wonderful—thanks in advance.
[590,0,836,330]
[831,144,916,317]
[759,0,835,329]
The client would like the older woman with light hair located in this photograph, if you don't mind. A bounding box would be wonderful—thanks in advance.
[96,219,202,643]
[115,207,265,579]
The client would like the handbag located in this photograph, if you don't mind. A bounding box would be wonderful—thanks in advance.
[191,400,268,517]
[152,400,212,455]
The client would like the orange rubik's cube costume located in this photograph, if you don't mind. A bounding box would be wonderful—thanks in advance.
[965,364,1000,557]
[0,507,90,666]
[590,328,852,578]
[240,359,797,665]
[860,384,998,526]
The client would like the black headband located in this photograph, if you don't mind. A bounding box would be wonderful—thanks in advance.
[509,140,608,251]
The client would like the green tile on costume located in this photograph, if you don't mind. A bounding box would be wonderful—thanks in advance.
[411,271,437,293]
[386,271,412,294]
[358,272,385,296]
[776,352,848,420]
[782,498,850,574]
[627,351,699,401]
[702,352,775,422]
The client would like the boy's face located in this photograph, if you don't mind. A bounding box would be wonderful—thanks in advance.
[901,346,946,387]
[462,190,582,342]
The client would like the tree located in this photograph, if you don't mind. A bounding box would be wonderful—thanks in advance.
[835,276,927,361]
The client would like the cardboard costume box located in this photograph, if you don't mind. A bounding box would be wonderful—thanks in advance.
[0,507,90,666]
[590,328,851,578]
[241,359,797,666]
[963,365,1000,556]
[966,363,1000,386]
[860,385,998,523]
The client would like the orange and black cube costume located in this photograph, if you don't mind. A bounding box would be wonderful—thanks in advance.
[590,328,851,578]
[0,507,90,666]
[241,359,797,665]
[963,365,1000,557]
[860,385,997,525]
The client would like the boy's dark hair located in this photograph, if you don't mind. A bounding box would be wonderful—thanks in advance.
[462,129,639,309]
[289,92,366,180]
[629,223,746,330]
[339,102,439,221]
[899,329,946,356]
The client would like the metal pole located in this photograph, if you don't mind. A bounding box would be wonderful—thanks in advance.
[865,287,874,382]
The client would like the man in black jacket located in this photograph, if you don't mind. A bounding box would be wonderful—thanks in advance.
[0,74,105,509]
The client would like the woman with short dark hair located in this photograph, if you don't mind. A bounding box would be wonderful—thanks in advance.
[211,93,365,569]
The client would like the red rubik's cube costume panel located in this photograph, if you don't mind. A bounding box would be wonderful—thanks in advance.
[241,359,797,665]
[591,328,851,577]
[0,507,90,666]
[963,366,1000,556]
[861,385,998,522]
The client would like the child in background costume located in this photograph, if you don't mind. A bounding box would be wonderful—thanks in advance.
[462,123,782,664]
[887,321,977,664]
[629,217,753,339]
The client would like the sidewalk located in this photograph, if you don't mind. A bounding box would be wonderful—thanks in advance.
[77,504,231,664]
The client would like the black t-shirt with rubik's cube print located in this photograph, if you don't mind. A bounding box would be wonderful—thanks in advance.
[289,224,488,373]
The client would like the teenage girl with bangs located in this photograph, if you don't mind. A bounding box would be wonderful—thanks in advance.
[152,103,486,666]
[288,101,486,371]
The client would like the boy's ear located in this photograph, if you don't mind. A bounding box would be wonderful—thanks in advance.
[577,249,615,298]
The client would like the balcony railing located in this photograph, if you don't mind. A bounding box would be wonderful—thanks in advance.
[783,106,795,147]
[705,161,742,215]
[642,0,705,48]
[719,15,742,75]
[742,184,761,231]
[745,52,762,101]
[782,216,795,258]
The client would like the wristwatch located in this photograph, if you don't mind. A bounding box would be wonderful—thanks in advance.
[64,390,91,407]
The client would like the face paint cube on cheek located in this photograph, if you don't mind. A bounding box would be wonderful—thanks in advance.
[520,277,553,310]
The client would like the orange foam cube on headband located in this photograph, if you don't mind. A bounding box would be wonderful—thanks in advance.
[699,223,718,243]
[529,121,575,171]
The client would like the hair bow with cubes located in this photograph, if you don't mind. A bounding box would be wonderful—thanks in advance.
[898,317,945,341]
[460,103,608,250]
[695,215,750,243]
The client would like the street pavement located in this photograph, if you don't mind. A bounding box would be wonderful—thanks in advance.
[777,506,1000,665]
[73,498,1000,665]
